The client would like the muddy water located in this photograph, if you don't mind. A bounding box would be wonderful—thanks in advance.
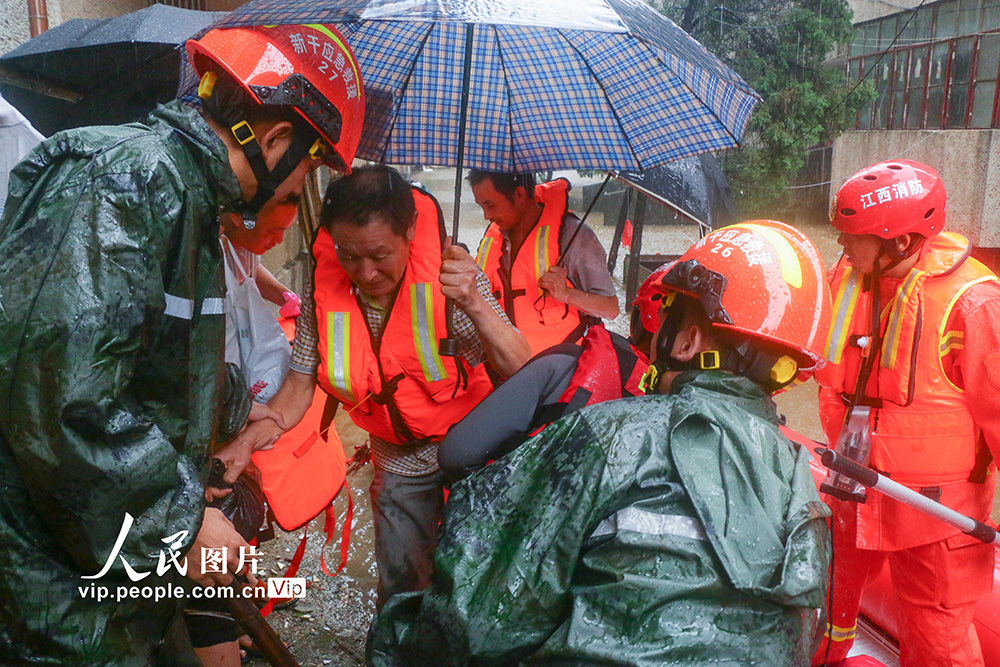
[252,175,996,666]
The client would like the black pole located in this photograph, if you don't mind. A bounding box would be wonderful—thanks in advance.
[451,23,476,242]
[556,172,612,268]
[440,23,476,358]
[625,193,646,307]
[607,184,628,275]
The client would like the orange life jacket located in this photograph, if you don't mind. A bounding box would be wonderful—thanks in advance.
[313,188,494,445]
[529,325,648,434]
[817,232,998,548]
[475,179,587,356]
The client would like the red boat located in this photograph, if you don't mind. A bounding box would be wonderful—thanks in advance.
[806,456,1000,667]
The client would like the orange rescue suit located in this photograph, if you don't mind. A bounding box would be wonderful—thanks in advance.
[475,179,586,356]
[817,231,997,549]
[313,188,494,445]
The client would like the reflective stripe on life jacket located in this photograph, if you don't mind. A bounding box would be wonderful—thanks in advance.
[530,325,648,433]
[816,232,998,485]
[313,188,494,445]
[475,179,586,356]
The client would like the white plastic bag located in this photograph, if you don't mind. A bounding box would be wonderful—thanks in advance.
[222,237,291,404]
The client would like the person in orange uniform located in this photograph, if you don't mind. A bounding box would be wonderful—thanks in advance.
[470,171,620,357]
[813,160,1000,667]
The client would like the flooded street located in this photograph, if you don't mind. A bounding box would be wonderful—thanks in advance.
[250,169,997,666]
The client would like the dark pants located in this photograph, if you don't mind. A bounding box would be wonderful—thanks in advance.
[369,466,447,607]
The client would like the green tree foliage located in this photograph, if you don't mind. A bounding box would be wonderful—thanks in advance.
[649,0,875,216]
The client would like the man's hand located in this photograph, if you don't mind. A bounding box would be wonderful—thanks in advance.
[185,507,255,587]
[440,240,484,313]
[538,266,620,320]
[249,402,287,428]
[537,266,571,303]
[205,418,284,501]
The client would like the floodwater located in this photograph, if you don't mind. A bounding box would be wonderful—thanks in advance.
[252,169,998,666]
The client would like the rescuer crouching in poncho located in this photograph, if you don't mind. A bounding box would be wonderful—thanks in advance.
[367,219,836,666]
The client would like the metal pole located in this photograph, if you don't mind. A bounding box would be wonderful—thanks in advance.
[556,172,612,267]
[607,171,711,237]
[440,23,475,358]
[27,0,48,37]
[818,448,1000,548]
[451,23,476,242]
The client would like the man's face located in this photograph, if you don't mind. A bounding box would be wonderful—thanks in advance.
[837,231,885,274]
[329,215,414,298]
[228,149,319,254]
[472,179,525,232]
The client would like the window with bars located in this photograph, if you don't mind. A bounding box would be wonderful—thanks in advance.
[847,0,1000,129]
[149,0,211,10]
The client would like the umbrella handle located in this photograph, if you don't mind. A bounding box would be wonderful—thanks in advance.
[439,299,460,357]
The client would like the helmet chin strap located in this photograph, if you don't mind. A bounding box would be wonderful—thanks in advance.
[872,235,925,277]
[228,120,318,227]
[639,294,799,394]
[198,72,319,228]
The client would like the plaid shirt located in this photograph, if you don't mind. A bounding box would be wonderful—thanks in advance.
[292,268,509,476]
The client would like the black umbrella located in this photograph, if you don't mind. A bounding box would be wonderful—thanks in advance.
[603,153,738,305]
[0,4,224,135]
[616,154,737,231]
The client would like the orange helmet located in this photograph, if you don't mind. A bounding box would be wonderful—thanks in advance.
[633,262,674,334]
[653,220,832,386]
[186,24,365,174]
[831,160,946,239]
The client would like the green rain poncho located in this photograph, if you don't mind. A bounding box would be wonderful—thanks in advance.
[0,101,246,665]
[370,372,831,666]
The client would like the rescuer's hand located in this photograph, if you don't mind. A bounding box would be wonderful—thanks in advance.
[249,402,288,429]
[185,508,255,587]
[538,265,571,302]
[205,419,283,501]
[440,240,484,312]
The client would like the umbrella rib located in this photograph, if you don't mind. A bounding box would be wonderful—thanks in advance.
[555,30,643,171]
[634,41,744,151]
[491,26,517,172]
[376,22,437,164]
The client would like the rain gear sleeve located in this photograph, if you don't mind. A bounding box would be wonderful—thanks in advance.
[369,371,831,666]
[0,100,244,665]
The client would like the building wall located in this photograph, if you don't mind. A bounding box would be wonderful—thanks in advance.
[50,0,146,23]
[848,0,924,24]
[831,129,1000,247]
[0,0,31,55]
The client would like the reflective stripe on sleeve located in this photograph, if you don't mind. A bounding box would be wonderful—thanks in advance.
[164,294,224,319]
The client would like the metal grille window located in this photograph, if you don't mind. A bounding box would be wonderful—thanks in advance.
[150,0,211,10]
[847,0,1000,129]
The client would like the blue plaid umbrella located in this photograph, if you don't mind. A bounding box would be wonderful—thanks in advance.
[202,0,759,351]
[207,0,758,176]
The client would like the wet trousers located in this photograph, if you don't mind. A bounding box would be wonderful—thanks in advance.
[813,501,993,667]
[369,466,447,608]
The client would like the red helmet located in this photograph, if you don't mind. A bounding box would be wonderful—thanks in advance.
[634,262,674,334]
[831,160,946,239]
[186,24,364,173]
[656,220,833,371]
